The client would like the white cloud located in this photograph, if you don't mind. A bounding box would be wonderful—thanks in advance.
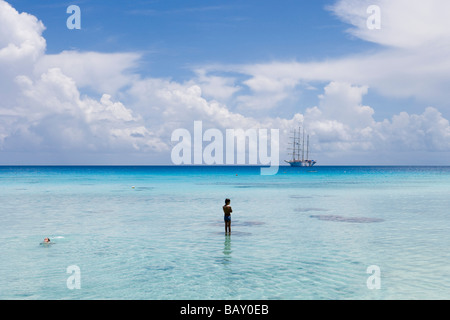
[375,107,450,152]
[205,0,450,109]
[36,51,141,95]
[0,0,47,112]
[316,82,374,128]
[7,67,167,154]
[301,83,450,161]
[330,0,450,49]
[0,0,45,63]
[213,46,450,109]
[0,0,167,160]
[190,69,241,101]
[124,77,261,134]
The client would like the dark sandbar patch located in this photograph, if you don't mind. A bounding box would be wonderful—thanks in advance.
[132,186,154,192]
[144,265,175,271]
[289,195,313,199]
[295,208,330,213]
[236,221,265,226]
[310,214,384,223]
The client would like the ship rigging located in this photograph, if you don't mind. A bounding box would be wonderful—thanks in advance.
[285,126,316,167]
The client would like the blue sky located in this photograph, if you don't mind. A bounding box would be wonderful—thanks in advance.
[1,0,450,165]
[12,1,372,73]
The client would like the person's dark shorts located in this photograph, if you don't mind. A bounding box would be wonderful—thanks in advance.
[224,215,231,222]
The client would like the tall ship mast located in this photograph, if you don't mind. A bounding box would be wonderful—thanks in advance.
[285,125,316,167]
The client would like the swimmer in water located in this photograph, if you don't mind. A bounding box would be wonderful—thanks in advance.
[40,237,52,245]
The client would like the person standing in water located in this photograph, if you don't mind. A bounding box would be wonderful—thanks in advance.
[223,198,232,234]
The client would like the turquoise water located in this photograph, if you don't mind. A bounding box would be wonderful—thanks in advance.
[0,166,449,300]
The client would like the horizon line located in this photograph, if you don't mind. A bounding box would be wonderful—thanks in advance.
[0,164,449,167]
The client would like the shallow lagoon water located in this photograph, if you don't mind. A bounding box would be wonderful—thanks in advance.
[0,166,449,299]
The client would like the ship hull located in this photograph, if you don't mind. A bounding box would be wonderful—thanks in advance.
[285,160,316,167]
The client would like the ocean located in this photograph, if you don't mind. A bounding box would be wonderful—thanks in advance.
[0,165,449,299]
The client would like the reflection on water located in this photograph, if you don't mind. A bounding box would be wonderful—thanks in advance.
[209,220,265,227]
[222,234,232,265]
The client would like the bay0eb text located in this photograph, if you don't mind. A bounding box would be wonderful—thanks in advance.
[180,304,269,317]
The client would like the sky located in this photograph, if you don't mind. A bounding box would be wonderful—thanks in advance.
[1,0,450,165]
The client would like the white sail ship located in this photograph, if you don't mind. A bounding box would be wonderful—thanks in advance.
[285,126,316,167]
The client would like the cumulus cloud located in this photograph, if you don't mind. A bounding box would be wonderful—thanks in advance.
[0,0,167,162]
[0,0,46,111]
[316,82,374,128]
[0,0,45,63]
[297,82,450,164]
[189,69,241,101]
[36,51,141,94]
[375,107,450,152]
[7,68,167,154]
[123,76,289,140]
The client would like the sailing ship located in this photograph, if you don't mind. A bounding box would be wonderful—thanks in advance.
[285,125,316,167]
